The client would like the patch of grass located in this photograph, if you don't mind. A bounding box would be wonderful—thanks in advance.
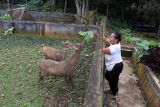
[0,33,93,107]
[68,102,79,107]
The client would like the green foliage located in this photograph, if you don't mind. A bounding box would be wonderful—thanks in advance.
[41,5,63,12]
[134,39,159,60]
[26,0,43,11]
[27,0,44,5]
[22,103,30,107]
[27,0,63,12]
[149,40,158,46]
[134,40,150,59]
[120,28,132,43]
[4,27,14,36]
[140,46,160,72]
[68,102,78,107]
[83,10,97,24]
[141,0,160,24]
[78,31,94,43]
[0,13,11,20]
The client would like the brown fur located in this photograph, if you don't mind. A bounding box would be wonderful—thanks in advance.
[41,41,76,61]
[38,41,85,80]
[42,47,67,61]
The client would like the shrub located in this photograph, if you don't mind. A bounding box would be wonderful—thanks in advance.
[0,13,11,20]
[78,31,94,43]
[4,27,14,36]
[120,28,133,43]
[134,39,157,59]
[140,46,160,72]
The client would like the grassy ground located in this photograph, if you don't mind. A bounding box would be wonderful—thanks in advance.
[0,33,95,107]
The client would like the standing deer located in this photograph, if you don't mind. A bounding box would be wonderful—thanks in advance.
[38,41,86,83]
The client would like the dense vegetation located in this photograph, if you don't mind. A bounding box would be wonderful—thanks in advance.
[140,46,160,73]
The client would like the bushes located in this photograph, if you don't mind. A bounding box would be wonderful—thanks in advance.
[134,39,159,73]
[120,28,133,43]
[140,46,160,73]
[0,13,11,20]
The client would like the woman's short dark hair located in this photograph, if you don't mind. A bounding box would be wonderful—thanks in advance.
[113,32,121,42]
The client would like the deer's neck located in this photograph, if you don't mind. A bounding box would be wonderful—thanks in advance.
[68,50,81,66]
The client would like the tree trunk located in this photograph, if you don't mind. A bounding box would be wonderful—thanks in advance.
[7,0,9,9]
[121,9,125,22]
[82,0,85,17]
[74,0,89,17]
[158,26,160,36]
[75,1,81,16]
[156,23,160,37]
[64,0,67,13]
[74,0,89,23]
[7,0,13,20]
[86,0,89,12]
[106,1,109,19]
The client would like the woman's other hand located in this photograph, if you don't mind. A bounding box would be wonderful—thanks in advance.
[103,37,110,44]
[102,48,111,55]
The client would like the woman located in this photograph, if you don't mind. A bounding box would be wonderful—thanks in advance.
[103,32,123,97]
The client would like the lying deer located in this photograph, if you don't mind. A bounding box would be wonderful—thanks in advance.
[38,41,85,83]
[42,47,67,61]
[41,41,75,61]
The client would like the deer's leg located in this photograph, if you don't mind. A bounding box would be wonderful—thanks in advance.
[64,76,68,82]
[68,76,74,88]
[65,76,74,88]
[39,71,44,80]
[44,55,48,59]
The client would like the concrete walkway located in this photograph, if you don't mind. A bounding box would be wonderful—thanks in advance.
[103,60,146,107]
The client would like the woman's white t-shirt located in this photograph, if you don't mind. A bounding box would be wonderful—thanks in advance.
[105,43,122,71]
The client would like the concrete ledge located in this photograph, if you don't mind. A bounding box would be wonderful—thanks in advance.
[131,55,160,107]
[0,20,100,36]
[31,11,76,23]
[0,10,76,23]
[121,45,134,57]
[83,27,103,107]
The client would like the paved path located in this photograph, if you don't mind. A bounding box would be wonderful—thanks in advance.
[104,60,146,107]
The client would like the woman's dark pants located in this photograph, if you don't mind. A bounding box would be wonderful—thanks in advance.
[105,62,123,96]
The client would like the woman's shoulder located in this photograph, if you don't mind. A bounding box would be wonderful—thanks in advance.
[110,43,120,48]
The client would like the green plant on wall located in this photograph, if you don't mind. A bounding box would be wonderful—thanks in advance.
[0,13,11,20]
[78,31,94,43]
[4,27,14,36]
[120,28,132,43]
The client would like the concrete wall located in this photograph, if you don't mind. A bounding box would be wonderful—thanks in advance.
[0,10,76,23]
[132,55,160,107]
[31,11,76,23]
[0,20,99,36]
[0,20,13,32]
[0,10,8,16]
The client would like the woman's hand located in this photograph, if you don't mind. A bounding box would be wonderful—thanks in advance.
[103,37,110,44]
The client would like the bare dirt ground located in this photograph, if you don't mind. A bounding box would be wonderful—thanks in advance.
[104,59,147,107]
